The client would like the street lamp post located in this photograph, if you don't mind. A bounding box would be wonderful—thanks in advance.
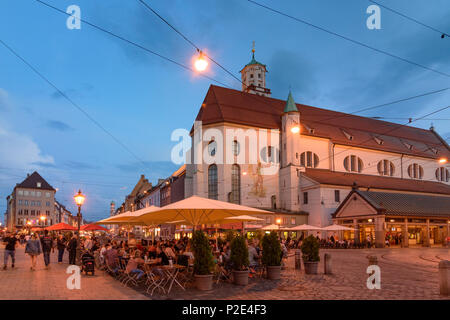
[73,190,85,264]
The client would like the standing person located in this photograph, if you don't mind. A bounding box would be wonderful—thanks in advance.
[3,232,18,270]
[40,230,53,269]
[25,234,42,271]
[84,236,93,252]
[57,235,67,264]
[68,234,78,265]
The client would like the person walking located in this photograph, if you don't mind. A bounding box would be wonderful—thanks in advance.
[57,235,67,264]
[3,232,18,270]
[40,230,54,269]
[25,234,42,271]
[68,234,78,265]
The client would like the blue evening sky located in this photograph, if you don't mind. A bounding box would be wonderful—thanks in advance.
[1,0,449,222]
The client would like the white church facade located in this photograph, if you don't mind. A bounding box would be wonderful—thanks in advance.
[185,51,450,248]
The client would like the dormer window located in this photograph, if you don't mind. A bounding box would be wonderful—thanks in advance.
[402,141,413,150]
[37,182,41,188]
[373,136,384,145]
[341,129,353,141]
[303,124,315,134]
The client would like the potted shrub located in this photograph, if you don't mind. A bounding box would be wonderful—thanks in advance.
[301,235,320,274]
[192,230,215,290]
[230,235,249,285]
[261,231,282,280]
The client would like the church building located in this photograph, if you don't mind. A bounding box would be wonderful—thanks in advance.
[185,49,450,248]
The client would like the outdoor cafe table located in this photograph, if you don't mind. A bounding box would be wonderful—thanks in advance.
[160,264,186,294]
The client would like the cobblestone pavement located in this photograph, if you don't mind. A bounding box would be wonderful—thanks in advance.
[135,247,450,300]
[0,246,147,300]
[1,246,448,300]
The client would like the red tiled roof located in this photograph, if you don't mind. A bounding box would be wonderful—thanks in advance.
[302,168,450,195]
[194,85,450,159]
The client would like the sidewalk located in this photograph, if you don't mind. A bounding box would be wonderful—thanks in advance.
[0,246,147,300]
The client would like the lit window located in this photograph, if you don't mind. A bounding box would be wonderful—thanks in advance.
[407,163,424,179]
[344,155,364,173]
[300,151,319,168]
[37,182,41,188]
[435,167,449,182]
[377,160,395,176]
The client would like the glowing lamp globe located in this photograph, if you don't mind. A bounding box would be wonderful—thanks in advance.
[438,158,447,164]
[74,190,85,207]
[194,52,208,72]
[290,126,300,134]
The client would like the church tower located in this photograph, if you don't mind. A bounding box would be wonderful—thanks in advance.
[239,42,271,97]
[279,91,301,211]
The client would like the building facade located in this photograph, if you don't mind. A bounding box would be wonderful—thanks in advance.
[5,172,57,231]
[185,51,450,245]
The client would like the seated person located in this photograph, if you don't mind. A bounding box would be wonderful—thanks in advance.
[104,245,120,273]
[155,246,170,266]
[126,250,145,280]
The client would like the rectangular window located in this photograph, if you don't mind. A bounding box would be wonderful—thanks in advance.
[303,192,308,204]
[30,191,35,197]
[24,200,29,206]
[46,202,50,206]
[291,218,296,225]
[45,192,50,198]
[36,191,41,197]
[18,200,23,205]
[18,209,23,215]
[24,191,29,196]
[31,210,35,216]
[24,210,28,215]
[335,190,340,202]
[18,190,23,196]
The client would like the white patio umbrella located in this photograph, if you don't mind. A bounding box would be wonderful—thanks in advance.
[288,224,323,231]
[130,196,273,229]
[261,224,282,231]
[322,224,354,231]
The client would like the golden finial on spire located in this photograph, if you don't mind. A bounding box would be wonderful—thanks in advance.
[252,41,255,54]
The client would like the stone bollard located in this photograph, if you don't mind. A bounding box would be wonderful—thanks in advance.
[368,255,378,266]
[439,260,450,296]
[295,250,301,270]
[324,253,332,274]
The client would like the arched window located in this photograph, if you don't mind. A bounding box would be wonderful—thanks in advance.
[230,164,241,204]
[344,155,363,173]
[407,163,424,179]
[377,160,395,176]
[208,164,218,200]
[435,167,449,182]
[260,146,279,163]
[271,195,277,209]
[232,140,240,156]
[300,151,319,168]
[208,140,216,157]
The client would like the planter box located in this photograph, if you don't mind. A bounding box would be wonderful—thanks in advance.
[303,261,319,274]
[194,274,213,291]
[233,270,249,285]
[266,265,281,280]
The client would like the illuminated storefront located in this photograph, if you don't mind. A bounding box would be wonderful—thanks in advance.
[333,189,450,248]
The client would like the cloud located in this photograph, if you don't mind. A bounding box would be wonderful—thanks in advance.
[0,127,55,171]
[0,88,12,111]
[64,160,99,170]
[46,120,74,132]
